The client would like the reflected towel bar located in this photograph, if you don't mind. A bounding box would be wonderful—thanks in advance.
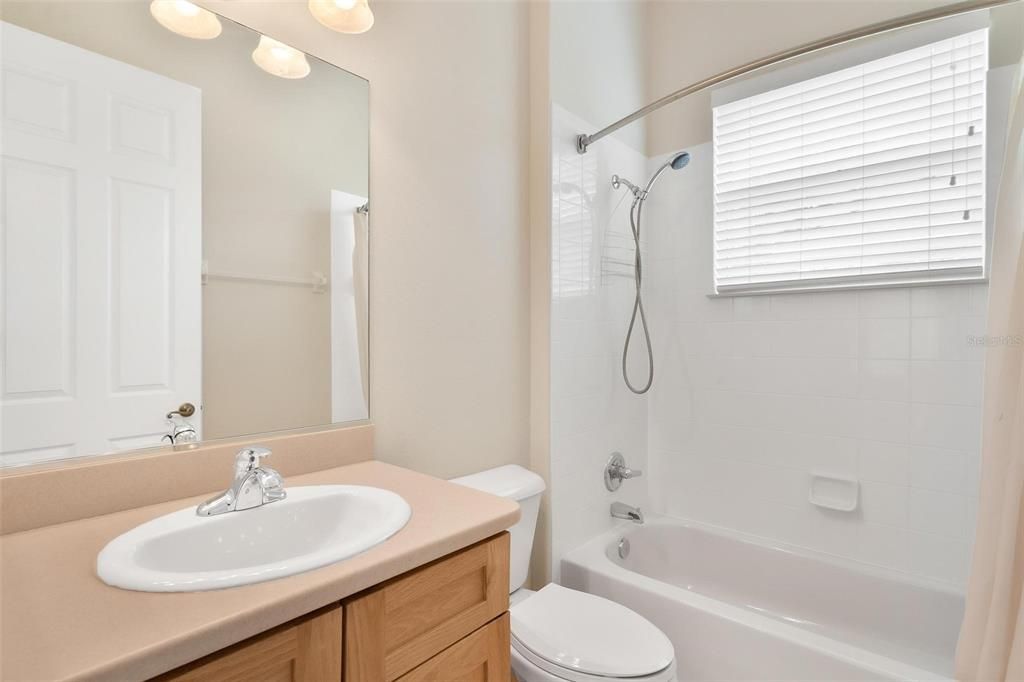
[201,260,329,293]
[576,0,1020,154]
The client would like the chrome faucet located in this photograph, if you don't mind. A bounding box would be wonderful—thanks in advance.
[604,452,643,491]
[196,446,286,516]
[611,502,644,524]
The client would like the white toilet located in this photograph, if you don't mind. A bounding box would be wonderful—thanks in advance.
[452,465,677,682]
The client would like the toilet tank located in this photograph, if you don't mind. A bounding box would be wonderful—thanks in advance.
[450,465,545,593]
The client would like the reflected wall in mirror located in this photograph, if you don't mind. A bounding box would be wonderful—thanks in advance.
[0,2,369,467]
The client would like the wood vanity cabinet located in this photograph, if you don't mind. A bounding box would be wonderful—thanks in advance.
[343,531,509,681]
[156,533,511,682]
[155,606,343,682]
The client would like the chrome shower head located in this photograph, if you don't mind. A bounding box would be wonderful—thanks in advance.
[612,150,690,199]
[669,151,691,170]
[644,149,691,195]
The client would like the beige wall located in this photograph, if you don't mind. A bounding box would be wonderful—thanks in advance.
[550,0,648,151]
[643,0,961,155]
[201,0,532,478]
[1,1,369,441]
[528,0,553,587]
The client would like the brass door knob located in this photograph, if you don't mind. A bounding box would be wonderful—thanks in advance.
[167,402,196,419]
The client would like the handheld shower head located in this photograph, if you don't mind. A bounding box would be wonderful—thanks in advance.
[611,151,691,200]
[644,150,691,195]
[611,149,691,395]
[670,151,691,170]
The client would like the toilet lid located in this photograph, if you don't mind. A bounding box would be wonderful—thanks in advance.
[510,584,674,677]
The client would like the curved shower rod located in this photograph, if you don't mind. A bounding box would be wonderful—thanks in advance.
[575,0,1021,154]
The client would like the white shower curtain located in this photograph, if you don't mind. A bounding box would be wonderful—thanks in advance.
[955,59,1024,681]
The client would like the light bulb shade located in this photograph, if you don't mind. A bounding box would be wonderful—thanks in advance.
[149,0,222,39]
[252,36,311,79]
[308,0,375,34]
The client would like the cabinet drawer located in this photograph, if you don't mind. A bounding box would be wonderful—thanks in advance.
[154,604,342,682]
[344,532,510,680]
[397,614,510,682]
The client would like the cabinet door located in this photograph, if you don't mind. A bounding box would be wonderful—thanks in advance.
[397,614,510,682]
[344,533,510,680]
[155,605,342,682]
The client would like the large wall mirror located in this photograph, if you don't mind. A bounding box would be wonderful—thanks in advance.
[0,3,369,467]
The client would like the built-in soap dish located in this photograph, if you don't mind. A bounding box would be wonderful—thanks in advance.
[808,472,859,512]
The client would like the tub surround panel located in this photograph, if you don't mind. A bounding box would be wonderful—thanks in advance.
[0,460,519,682]
[644,142,986,587]
[549,106,650,581]
[546,0,651,582]
[0,424,374,535]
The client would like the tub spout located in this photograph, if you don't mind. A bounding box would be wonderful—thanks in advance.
[611,501,644,524]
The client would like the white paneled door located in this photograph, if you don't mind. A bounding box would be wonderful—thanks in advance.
[0,22,202,466]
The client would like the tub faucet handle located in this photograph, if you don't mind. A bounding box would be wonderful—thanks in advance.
[605,452,642,491]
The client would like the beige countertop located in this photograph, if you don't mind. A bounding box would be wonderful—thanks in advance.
[0,461,520,682]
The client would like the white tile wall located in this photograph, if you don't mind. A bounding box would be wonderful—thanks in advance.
[643,141,986,588]
[549,106,649,581]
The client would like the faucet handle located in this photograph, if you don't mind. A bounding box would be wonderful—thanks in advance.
[619,465,642,479]
[234,446,272,476]
[604,452,642,491]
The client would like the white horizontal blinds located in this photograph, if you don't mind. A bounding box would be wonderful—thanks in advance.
[713,29,988,292]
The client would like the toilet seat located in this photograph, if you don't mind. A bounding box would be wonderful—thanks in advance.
[511,639,676,682]
[510,584,674,680]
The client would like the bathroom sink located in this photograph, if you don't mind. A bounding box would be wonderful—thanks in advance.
[97,485,411,592]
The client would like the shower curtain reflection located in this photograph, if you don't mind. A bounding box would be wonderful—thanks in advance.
[330,190,370,423]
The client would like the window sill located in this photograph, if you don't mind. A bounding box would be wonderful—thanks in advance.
[706,275,989,298]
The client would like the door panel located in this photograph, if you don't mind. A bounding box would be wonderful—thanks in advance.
[344,533,510,681]
[397,614,510,682]
[1,158,75,401]
[156,605,342,682]
[109,178,173,392]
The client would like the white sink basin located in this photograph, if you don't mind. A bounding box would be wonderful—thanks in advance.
[97,485,411,592]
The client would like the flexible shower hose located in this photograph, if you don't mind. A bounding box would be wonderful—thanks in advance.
[622,193,654,394]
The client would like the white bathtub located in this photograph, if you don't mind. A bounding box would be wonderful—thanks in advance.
[560,516,964,681]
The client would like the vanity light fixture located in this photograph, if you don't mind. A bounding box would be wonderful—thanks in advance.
[252,35,311,79]
[149,0,222,40]
[308,0,375,34]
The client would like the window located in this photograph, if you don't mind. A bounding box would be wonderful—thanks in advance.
[712,29,988,294]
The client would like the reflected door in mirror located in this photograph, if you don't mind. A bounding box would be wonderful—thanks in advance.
[1,22,202,466]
